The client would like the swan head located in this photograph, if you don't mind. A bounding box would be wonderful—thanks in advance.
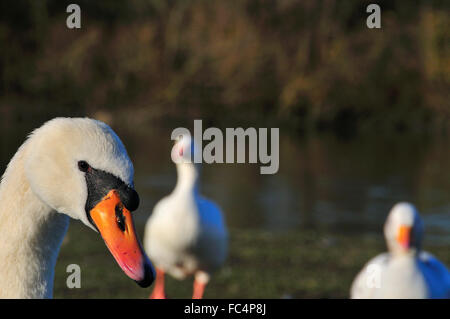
[24,117,154,287]
[384,202,424,255]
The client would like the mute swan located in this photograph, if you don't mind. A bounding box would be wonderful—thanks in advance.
[350,202,450,299]
[0,117,154,298]
[144,133,227,299]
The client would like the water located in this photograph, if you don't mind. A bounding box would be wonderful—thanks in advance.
[121,126,450,246]
[1,123,450,245]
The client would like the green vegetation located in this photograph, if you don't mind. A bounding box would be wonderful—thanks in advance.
[54,222,450,298]
[0,1,449,136]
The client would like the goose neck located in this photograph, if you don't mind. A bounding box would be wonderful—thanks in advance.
[174,162,200,194]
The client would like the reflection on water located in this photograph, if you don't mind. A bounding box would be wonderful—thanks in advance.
[1,122,450,245]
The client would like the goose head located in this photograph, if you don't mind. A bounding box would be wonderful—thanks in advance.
[171,133,200,165]
[384,202,424,255]
[24,117,154,287]
[170,133,202,187]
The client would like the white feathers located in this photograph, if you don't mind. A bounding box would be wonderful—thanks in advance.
[144,134,228,281]
[22,117,134,228]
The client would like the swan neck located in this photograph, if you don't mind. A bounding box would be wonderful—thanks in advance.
[0,145,70,298]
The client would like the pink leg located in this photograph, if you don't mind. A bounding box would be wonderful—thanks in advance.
[149,268,167,299]
[192,279,207,299]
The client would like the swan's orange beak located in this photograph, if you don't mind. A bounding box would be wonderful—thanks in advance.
[396,225,411,249]
[89,190,154,287]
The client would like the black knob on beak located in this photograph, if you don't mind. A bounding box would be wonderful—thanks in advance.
[118,186,140,212]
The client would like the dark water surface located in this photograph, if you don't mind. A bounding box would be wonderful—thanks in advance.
[121,126,450,245]
[1,122,450,243]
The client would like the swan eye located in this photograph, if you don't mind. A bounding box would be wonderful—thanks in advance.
[78,160,90,172]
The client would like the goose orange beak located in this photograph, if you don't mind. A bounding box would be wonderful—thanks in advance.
[89,190,154,287]
[396,225,411,249]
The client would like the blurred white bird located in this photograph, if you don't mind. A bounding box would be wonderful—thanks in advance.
[144,133,228,299]
[350,202,450,299]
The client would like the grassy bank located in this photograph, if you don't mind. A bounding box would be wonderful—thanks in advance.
[54,222,450,299]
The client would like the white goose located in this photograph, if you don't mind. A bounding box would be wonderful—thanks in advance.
[144,133,228,299]
[351,202,450,299]
[0,117,154,298]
